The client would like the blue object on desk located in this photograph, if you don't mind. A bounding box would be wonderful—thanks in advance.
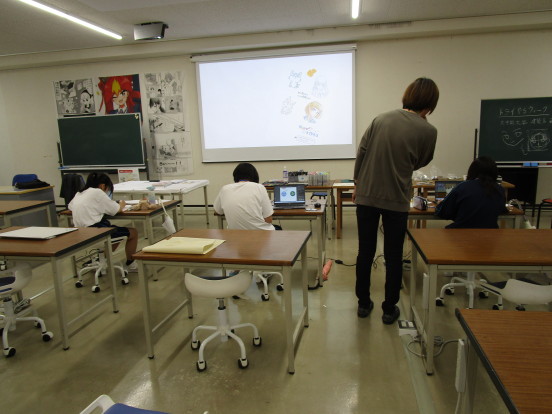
[12,174,38,186]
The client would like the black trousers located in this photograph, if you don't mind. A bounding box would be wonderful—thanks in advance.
[355,204,408,313]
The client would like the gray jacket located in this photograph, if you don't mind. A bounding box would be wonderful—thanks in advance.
[354,109,437,212]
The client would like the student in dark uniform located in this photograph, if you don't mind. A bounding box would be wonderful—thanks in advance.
[436,156,508,228]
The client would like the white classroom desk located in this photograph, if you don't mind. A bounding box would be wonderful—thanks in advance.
[133,228,311,374]
[407,228,552,375]
[0,226,118,350]
[114,180,209,227]
[215,200,327,288]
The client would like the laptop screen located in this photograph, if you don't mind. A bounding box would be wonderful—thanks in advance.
[273,184,306,207]
[434,180,463,202]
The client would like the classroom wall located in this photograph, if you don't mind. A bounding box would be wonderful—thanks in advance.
[0,23,550,205]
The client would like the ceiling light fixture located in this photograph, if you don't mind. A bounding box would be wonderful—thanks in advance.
[17,0,122,40]
[351,0,361,19]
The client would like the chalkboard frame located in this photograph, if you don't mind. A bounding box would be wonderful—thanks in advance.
[478,97,552,164]
[58,113,145,168]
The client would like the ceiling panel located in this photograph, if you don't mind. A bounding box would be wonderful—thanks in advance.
[1,0,551,56]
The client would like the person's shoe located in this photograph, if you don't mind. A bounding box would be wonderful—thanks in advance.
[357,300,374,318]
[126,261,138,273]
[382,306,400,325]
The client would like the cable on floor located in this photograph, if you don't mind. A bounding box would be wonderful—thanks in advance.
[405,334,460,358]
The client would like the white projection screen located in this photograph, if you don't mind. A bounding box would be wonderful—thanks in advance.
[194,45,356,162]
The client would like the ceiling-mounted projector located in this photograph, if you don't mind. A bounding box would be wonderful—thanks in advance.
[134,22,168,40]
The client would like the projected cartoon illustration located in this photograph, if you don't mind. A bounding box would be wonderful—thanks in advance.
[304,101,322,123]
[281,97,296,115]
[197,51,354,159]
[288,70,302,88]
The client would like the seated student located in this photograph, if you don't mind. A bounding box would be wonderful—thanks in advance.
[436,156,508,228]
[69,172,139,271]
[214,162,278,230]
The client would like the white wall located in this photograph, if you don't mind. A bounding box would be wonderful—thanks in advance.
[0,27,550,205]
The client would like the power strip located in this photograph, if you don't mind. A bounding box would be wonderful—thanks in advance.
[398,319,417,336]
[455,339,466,393]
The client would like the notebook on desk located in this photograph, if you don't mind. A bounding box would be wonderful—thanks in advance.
[0,226,78,240]
[434,180,463,202]
[273,184,306,209]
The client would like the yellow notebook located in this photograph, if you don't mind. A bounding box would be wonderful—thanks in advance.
[142,237,225,254]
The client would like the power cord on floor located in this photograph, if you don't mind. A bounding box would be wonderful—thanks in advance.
[333,259,355,267]
[406,334,459,358]
[372,254,385,269]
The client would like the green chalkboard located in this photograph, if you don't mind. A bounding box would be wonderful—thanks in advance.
[58,114,144,167]
[479,97,552,163]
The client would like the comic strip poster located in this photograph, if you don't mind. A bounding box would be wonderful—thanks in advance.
[54,78,96,117]
[144,71,192,176]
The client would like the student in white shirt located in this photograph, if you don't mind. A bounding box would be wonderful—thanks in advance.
[69,172,139,271]
[214,163,278,230]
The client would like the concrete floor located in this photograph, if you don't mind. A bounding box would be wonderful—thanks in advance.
[0,207,550,414]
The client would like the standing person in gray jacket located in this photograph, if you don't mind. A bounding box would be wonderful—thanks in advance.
[353,77,439,324]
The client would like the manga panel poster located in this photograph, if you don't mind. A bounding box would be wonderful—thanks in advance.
[144,71,192,176]
[54,78,96,117]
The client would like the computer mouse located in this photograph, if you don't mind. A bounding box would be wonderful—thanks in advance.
[314,202,321,208]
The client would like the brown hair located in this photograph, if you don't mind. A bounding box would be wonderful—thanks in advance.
[402,77,439,114]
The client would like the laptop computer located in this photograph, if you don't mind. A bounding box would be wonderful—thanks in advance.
[434,180,463,202]
[273,184,306,209]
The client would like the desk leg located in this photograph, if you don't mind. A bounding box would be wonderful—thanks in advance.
[46,206,53,226]
[146,217,155,243]
[301,245,309,328]
[138,261,155,358]
[316,215,324,287]
[337,190,343,239]
[51,257,70,350]
[326,189,333,239]
[172,208,179,231]
[103,236,119,313]
[203,186,210,225]
[409,244,418,322]
[423,265,438,375]
[177,194,185,229]
[283,266,295,374]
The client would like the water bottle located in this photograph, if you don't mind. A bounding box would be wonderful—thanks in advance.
[283,166,288,181]
[146,186,156,204]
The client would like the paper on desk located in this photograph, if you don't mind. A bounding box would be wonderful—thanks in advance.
[333,182,354,187]
[142,237,225,254]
